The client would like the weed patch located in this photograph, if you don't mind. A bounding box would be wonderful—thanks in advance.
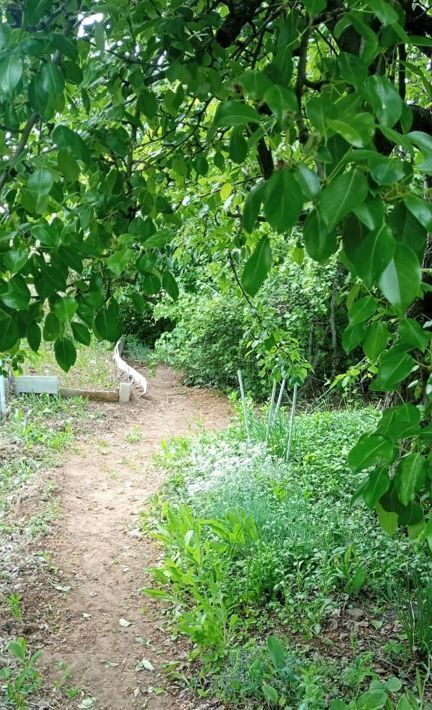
[145,407,432,706]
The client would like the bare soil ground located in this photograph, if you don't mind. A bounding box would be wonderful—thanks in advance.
[24,365,231,709]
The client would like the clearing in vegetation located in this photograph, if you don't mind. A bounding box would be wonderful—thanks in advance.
[1,342,432,708]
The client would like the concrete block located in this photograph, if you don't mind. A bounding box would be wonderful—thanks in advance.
[119,382,132,403]
[14,375,59,395]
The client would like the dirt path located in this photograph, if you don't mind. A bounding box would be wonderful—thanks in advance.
[36,365,230,709]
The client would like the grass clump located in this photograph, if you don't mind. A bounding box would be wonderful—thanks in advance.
[145,407,432,707]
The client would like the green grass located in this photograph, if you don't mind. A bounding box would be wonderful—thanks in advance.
[1,392,90,707]
[19,340,117,390]
[145,407,432,708]
[0,394,88,519]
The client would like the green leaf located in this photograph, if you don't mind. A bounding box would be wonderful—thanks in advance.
[394,453,426,506]
[348,434,394,473]
[3,248,28,273]
[303,0,326,16]
[107,249,134,277]
[337,52,368,87]
[53,296,77,323]
[229,129,248,164]
[262,684,279,704]
[365,0,398,26]
[327,114,374,148]
[353,196,385,230]
[267,636,285,670]
[95,300,123,342]
[319,171,368,231]
[57,150,80,182]
[238,70,272,99]
[241,236,272,297]
[52,124,88,161]
[139,89,158,119]
[43,312,60,341]
[263,170,303,233]
[369,157,409,185]
[342,322,368,354]
[54,338,76,372]
[95,22,105,52]
[362,322,389,360]
[27,168,54,197]
[195,155,209,175]
[399,318,430,352]
[131,293,146,313]
[407,131,432,173]
[1,275,31,310]
[264,85,297,121]
[142,273,161,295]
[376,503,398,535]
[295,165,320,200]
[27,322,41,352]
[388,204,426,260]
[404,195,432,231]
[371,349,415,391]
[243,181,265,234]
[303,210,337,262]
[8,640,25,661]
[24,0,52,25]
[71,321,91,346]
[137,253,157,274]
[379,244,421,312]
[143,230,171,249]
[348,296,377,326]
[0,54,23,94]
[351,223,395,287]
[377,403,421,441]
[362,75,403,127]
[0,314,19,351]
[162,272,179,300]
[354,467,391,509]
[40,62,64,95]
[214,101,261,128]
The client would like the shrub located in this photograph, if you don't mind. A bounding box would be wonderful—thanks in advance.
[131,251,353,399]
[154,291,260,393]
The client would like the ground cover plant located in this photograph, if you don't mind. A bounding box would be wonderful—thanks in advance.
[0,386,89,707]
[144,403,432,707]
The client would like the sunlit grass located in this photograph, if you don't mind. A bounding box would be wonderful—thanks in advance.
[19,340,117,391]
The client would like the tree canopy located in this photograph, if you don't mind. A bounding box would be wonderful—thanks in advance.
[0,0,432,535]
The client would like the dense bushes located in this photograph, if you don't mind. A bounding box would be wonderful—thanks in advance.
[144,407,432,706]
[119,295,174,348]
[153,291,257,392]
[148,254,350,398]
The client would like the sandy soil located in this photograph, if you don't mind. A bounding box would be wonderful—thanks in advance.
[29,365,231,710]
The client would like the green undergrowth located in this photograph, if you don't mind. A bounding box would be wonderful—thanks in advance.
[0,393,89,707]
[0,394,88,521]
[144,407,432,708]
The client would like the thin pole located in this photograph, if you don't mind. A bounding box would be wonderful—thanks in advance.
[286,383,298,462]
[266,380,277,442]
[237,369,250,440]
[272,378,286,423]
[0,360,7,419]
